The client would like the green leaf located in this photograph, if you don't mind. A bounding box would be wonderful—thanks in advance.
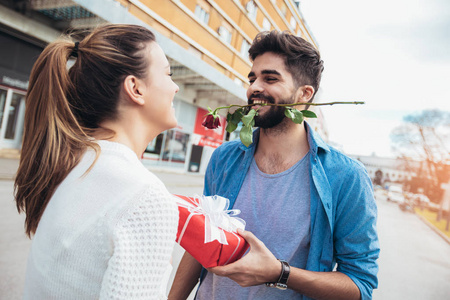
[241,109,257,127]
[291,109,304,124]
[240,124,253,147]
[301,110,317,118]
[284,107,294,119]
[231,108,244,124]
[226,121,238,133]
[285,108,304,124]
[226,112,233,122]
[226,113,236,132]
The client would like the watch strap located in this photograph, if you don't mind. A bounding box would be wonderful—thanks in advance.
[265,259,290,290]
[278,260,290,284]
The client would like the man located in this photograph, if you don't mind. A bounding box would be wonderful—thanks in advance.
[169,31,379,300]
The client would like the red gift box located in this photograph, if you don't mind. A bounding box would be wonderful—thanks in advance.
[173,194,250,268]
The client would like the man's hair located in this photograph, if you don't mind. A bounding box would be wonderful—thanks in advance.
[248,30,324,99]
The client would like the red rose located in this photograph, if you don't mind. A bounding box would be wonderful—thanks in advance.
[202,114,221,129]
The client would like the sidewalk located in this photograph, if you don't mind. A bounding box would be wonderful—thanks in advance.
[0,155,201,300]
[414,207,450,244]
[0,155,205,200]
[0,156,204,184]
[0,157,20,180]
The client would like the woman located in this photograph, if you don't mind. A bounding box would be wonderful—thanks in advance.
[14,24,180,299]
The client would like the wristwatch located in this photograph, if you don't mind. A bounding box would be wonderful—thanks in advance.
[265,259,290,290]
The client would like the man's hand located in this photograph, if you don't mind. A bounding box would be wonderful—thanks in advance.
[207,229,281,287]
[207,229,361,300]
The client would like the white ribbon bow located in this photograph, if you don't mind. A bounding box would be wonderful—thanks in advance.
[176,195,246,245]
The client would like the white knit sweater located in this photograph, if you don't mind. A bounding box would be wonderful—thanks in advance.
[23,141,179,300]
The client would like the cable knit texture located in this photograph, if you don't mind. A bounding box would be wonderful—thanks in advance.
[23,141,178,300]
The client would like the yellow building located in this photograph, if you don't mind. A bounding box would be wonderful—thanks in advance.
[0,0,324,172]
[114,0,317,88]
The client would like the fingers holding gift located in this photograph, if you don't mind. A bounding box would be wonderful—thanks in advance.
[236,229,266,250]
[208,266,261,288]
[174,194,249,268]
[208,229,281,286]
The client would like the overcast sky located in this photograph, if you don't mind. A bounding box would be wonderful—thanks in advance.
[300,0,450,157]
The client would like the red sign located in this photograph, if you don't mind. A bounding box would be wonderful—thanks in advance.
[194,108,226,141]
[198,137,222,148]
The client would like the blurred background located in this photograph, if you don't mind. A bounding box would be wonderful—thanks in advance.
[0,0,449,299]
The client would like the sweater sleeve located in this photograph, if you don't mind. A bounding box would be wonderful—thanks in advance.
[99,186,178,300]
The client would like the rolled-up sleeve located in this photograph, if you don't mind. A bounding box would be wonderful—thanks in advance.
[334,162,380,300]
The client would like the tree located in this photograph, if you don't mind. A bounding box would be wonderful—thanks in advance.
[390,109,450,203]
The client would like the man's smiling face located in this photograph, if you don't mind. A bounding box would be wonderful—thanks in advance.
[247,52,300,128]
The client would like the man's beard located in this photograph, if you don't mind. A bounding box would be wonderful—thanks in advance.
[249,94,295,129]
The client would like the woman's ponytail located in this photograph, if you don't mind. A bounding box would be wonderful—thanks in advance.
[14,24,156,237]
[14,40,97,237]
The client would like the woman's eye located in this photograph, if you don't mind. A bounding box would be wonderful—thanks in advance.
[168,72,173,77]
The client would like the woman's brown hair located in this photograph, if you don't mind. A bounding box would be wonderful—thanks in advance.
[14,24,155,237]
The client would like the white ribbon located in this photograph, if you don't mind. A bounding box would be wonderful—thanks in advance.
[176,195,246,245]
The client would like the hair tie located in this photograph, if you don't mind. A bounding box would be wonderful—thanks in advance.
[70,42,79,58]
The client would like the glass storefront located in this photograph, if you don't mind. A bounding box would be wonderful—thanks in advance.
[0,89,6,127]
[143,129,191,169]
[142,98,195,170]
[0,29,44,150]
[0,86,26,149]
[5,93,23,139]
[162,130,190,164]
[141,99,228,173]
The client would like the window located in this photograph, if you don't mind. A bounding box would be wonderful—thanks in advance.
[240,39,250,58]
[262,17,271,31]
[4,93,23,139]
[0,89,6,129]
[218,26,232,44]
[195,5,210,25]
[246,1,257,20]
[281,5,287,16]
[162,130,190,163]
[290,16,296,29]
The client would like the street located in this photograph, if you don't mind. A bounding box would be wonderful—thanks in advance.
[373,191,450,299]
[1,168,450,299]
[0,167,202,300]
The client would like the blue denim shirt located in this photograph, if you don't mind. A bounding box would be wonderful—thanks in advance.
[202,123,379,300]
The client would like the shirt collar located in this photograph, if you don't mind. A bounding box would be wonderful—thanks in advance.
[305,122,330,157]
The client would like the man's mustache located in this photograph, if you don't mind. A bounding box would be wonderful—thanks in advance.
[248,93,275,105]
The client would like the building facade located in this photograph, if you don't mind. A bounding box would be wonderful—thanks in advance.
[351,154,419,186]
[0,0,324,173]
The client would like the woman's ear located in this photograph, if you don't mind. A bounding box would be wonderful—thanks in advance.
[123,75,145,105]
[295,85,315,103]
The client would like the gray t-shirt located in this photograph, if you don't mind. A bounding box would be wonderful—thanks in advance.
[197,152,311,299]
